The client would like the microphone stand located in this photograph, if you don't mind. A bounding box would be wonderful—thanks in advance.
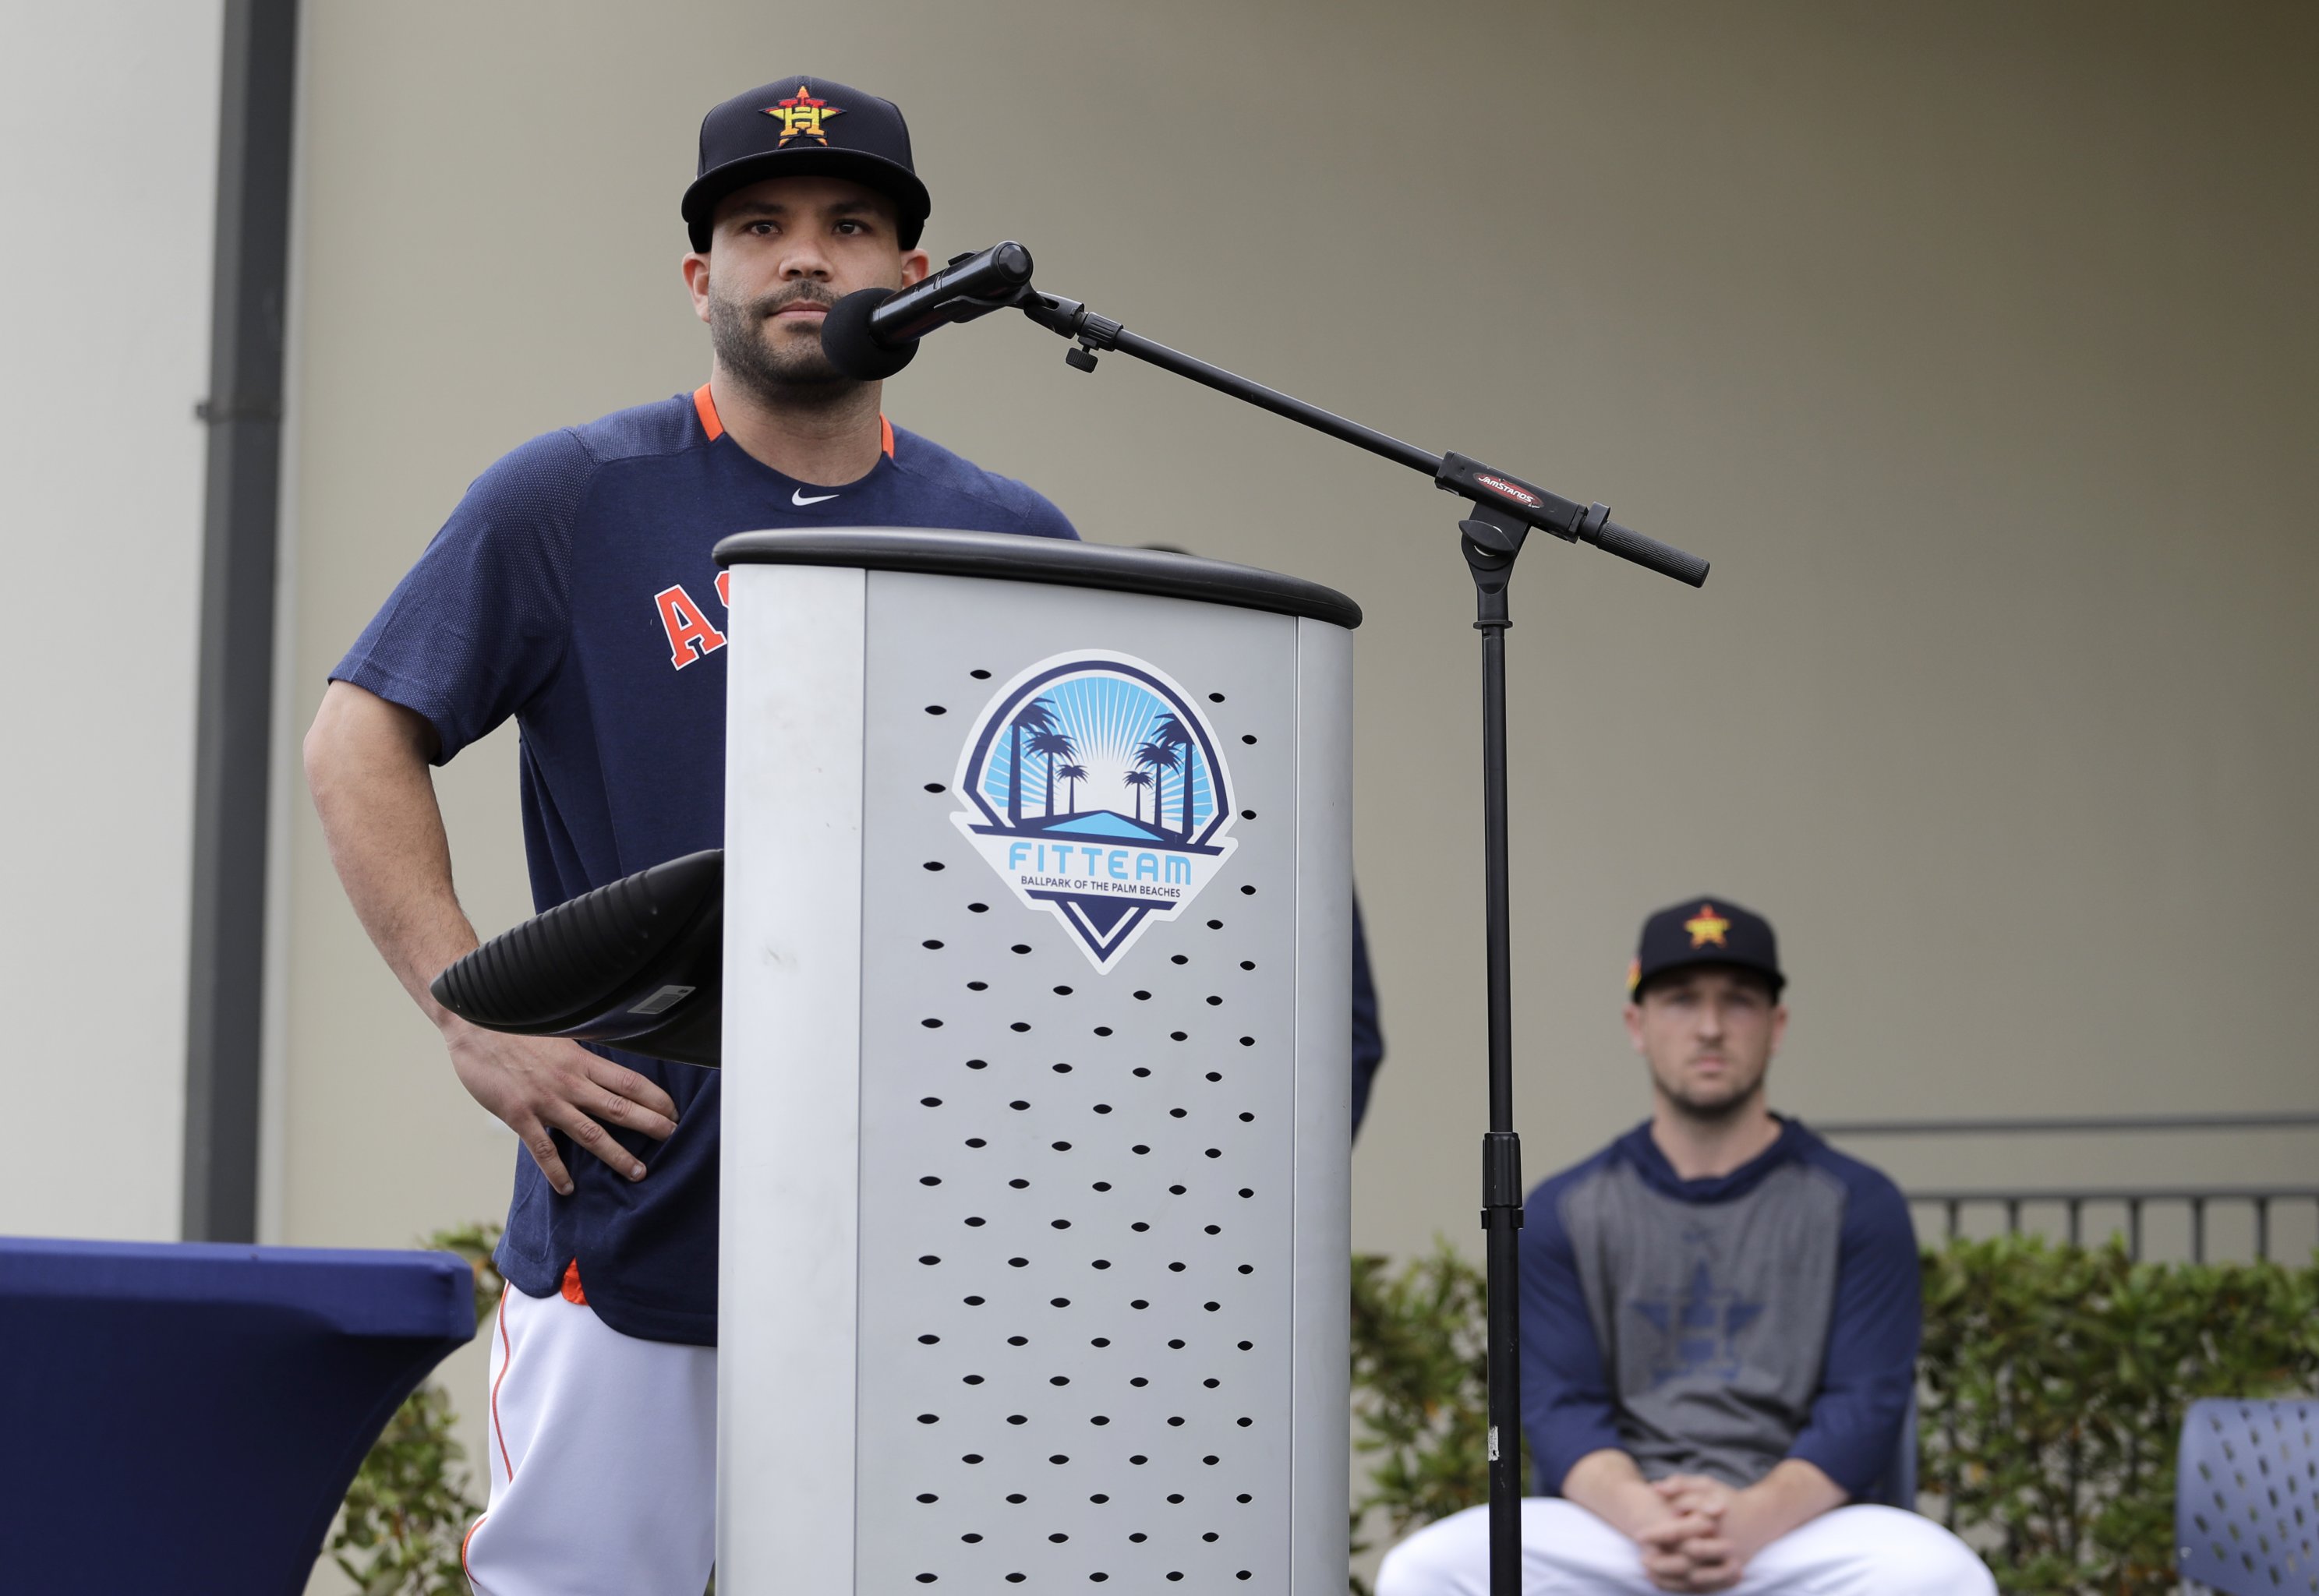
[992,275,1708,1596]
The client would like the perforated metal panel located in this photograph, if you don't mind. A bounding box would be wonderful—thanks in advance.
[857,574,1296,1589]
[719,550,1350,1595]
[2177,1399,2319,1596]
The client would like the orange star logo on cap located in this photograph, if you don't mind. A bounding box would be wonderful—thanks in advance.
[765,84,843,146]
[1684,904,1730,948]
[1625,957,1642,993]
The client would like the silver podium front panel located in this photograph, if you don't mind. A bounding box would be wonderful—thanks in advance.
[722,561,1351,1593]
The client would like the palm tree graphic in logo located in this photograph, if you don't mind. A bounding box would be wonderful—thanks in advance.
[1149,711,1195,839]
[952,651,1243,973]
[1006,696,1059,827]
[1027,726,1078,818]
[1133,736,1182,837]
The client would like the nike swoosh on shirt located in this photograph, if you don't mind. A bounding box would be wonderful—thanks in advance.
[792,489,839,507]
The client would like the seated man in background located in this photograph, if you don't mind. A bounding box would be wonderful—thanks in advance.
[1379,899,1991,1594]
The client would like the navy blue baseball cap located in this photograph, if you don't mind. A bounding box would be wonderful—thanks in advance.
[683,76,931,253]
[1627,897,1784,999]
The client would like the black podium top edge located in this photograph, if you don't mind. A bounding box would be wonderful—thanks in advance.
[714,528,1362,630]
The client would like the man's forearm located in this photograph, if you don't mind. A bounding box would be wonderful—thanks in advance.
[1562,1449,1676,1540]
[304,681,479,1022]
[1726,1458,1845,1552]
[305,682,684,1196]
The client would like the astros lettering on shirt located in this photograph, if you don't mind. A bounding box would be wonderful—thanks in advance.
[333,384,1078,1345]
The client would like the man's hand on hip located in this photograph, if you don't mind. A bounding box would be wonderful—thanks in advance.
[444,1019,680,1195]
[302,683,684,1199]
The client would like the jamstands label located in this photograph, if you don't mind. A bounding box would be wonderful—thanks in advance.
[951,651,1239,973]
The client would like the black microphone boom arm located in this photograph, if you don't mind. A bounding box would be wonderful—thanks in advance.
[1018,290,1708,587]
[826,242,1708,590]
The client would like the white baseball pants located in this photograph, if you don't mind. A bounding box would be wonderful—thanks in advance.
[461,1280,717,1596]
[1375,1495,1995,1596]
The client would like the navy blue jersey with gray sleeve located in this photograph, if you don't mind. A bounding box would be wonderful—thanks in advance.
[1518,1118,1919,1499]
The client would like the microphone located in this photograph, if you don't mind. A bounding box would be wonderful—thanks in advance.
[820,241,1036,380]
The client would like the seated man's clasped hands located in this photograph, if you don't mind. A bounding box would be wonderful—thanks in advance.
[1642,1477,1734,1591]
[1378,899,1993,1596]
[1632,1472,1802,1591]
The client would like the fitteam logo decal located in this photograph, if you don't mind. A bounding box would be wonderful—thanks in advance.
[952,651,1239,973]
[763,84,843,145]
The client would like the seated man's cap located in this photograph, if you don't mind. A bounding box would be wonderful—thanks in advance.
[683,76,931,253]
[1628,897,1783,999]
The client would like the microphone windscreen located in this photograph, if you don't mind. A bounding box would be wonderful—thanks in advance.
[820,287,918,380]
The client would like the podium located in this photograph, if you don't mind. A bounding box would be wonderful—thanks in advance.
[714,529,1359,1592]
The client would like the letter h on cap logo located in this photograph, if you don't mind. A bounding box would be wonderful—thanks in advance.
[765,84,842,146]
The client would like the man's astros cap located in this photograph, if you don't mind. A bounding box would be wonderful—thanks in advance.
[1627,897,1784,999]
[683,76,931,253]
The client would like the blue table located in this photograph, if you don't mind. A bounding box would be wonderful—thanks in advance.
[1,1236,477,1594]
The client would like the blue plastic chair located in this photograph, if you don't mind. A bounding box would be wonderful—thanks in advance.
[2177,1397,2318,1595]
[0,1236,477,1595]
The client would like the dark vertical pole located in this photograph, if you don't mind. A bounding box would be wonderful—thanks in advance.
[184,0,299,1242]
[1940,1192,1960,1528]
[1462,512,1525,1596]
[1479,621,1524,1595]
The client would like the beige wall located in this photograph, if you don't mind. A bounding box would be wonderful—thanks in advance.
[276,1,2317,1555]
[0,0,223,1241]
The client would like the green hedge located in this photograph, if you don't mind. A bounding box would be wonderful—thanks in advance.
[1351,1236,2319,1595]
[1921,1234,2319,1591]
[1349,1245,1523,1566]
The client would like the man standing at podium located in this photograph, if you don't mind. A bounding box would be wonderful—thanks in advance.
[305,77,1076,1596]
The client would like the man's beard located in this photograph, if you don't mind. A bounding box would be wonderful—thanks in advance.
[706,279,861,411]
[1654,1062,1766,1124]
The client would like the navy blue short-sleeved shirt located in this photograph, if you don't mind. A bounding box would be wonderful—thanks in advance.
[333,387,1077,1345]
